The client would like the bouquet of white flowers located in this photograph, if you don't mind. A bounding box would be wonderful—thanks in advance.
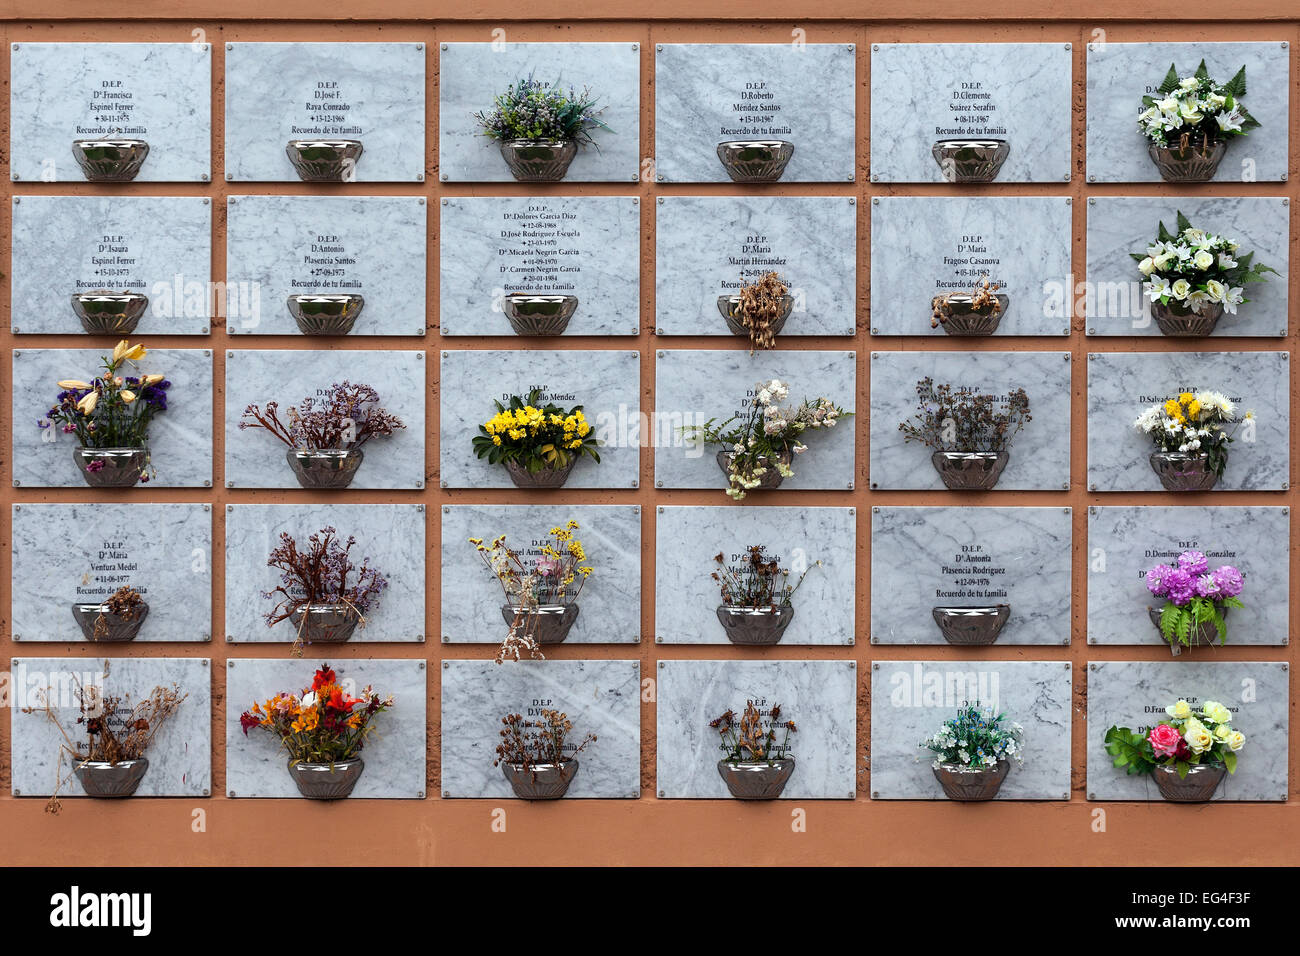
[1139,61,1259,182]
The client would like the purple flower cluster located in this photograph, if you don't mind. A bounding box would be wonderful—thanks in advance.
[1146,550,1244,607]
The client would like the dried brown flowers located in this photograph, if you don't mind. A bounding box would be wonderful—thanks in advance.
[493,710,596,772]
[898,377,1031,453]
[90,585,147,640]
[931,275,1004,329]
[711,700,796,763]
[731,272,790,351]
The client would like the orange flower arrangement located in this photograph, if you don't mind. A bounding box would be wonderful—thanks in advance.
[239,665,393,764]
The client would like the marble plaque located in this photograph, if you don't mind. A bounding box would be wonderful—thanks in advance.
[654,350,856,490]
[869,660,1072,800]
[1086,41,1290,183]
[226,196,427,336]
[225,42,425,182]
[439,349,640,489]
[1086,660,1288,801]
[10,657,211,797]
[870,43,1072,183]
[869,196,1073,336]
[656,660,857,799]
[869,351,1072,491]
[440,660,640,798]
[14,347,213,489]
[225,658,426,798]
[11,196,212,336]
[9,42,211,182]
[655,506,855,645]
[226,504,425,644]
[440,197,641,337]
[1085,196,1290,337]
[1087,506,1287,646]
[654,43,855,183]
[871,508,1072,645]
[655,196,856,337]
[12,503,211,644]
[439,42,640,183]
[1086,351,1289,492]
[224,349,426,490]
[441,505,641,644]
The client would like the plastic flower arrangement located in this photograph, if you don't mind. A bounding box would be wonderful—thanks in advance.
[711,700,796,764]
[472,388,601,483]
[239,381,406,451]
[1138,60,1257,149]
[920,702,1023,770]
[1135,213,1276,319]
[41,339,170,482]
[239,664,393,765]
[1105,698,1245,779]
[1132,390,1250,480]
[474,74,610,147]
[1146,550,1245,648]
[681,379,849,500]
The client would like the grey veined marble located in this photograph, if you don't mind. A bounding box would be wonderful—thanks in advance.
[1085,196,1289,337]
[440,196,641,336]
[224,349,426,490]
[654,43,855,183]
[10,656,211,797]
[655,196,856,337]
[1086,42,1290,183]
[1086,351,1289,492]
[12,503,212,643]
[870,660,1072,800]
[1087,506,1287,647]
[439,43,640,183]
[12,196,211,335]
[14,347,213,488]
[225,42,425,182]
[654,349,856,491]
[869,350,1071,491]
[657,660,857,799]
[870,196,1073,336]
[9,42,211,182]
[226,196,427,336]
[1086,660,1288,801]
[225,657,426,798]
[870,43,1072,183]
[656,506,855,645]
[440,659,641,798]
[439,349,641,489]
[226,503,426,644]
[441,504,641,645]
[871,507,1072,645]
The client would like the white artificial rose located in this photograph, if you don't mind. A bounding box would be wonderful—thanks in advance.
[1227,731,1246,752]
[1170,278,1191,300]
[1206,92,1227,109]
[1204,279,1227,302]
[1193,249,1214,270]
[1179,77,1199,90]
[1138,257,1156,276]
[1166,699,1193,720]
[1156,96,1178,111]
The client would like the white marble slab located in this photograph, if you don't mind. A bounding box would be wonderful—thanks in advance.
[439,349,640,489]
[440,660,640,798]
[11,196,212,336]
[657,660,857,799]
[870,42,1072,183]
[1085,196,1290,337]
[1086,351,1289,492]
[1087,506,1287,646]
[1086,660,1288,801]
[225,42,425,182]
[226,196,427,336]
[655,506,855,645]
[224,349,426,490]
[439,42,640,182]
[226,503,425,644]
[225,657,425,798]
[871,507,1072,645]
[440,196,641,337]
[14,347,213,489]
[869,350,1072,491]
[654,349,856,490]
[870,196,1073,336]
[654,43,856,183]
[10,657,211,797]
[1086,41,1290,183]
[870,660,1072,800]
[12,503,211,644]
[441,504,641,645]
[655,196,857,337]
[10,42,211,182]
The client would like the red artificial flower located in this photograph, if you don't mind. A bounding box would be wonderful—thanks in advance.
[312,665,336,691]
[326,687,347,711]
[239,711,260,736]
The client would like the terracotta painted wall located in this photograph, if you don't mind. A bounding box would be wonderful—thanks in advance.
[0,3,1298,866]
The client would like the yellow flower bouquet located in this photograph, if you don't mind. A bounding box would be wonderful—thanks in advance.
[473,388,601,489]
